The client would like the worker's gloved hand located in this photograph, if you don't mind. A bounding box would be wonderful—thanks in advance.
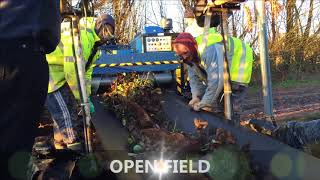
[192,102,213,112]
[192,102,202,111]
[88,98,95,114]
[188,96,200,107]
[201,106,213,112]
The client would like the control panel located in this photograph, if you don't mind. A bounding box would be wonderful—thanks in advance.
[145,36,172,52]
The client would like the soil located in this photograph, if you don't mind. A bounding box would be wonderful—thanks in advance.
[241,85,320,123]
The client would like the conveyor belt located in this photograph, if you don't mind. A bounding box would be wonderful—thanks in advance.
[91,92,320,180]
[162,90,320,180]
[91,97,142,180]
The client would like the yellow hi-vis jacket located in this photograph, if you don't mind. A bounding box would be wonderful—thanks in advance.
[46,17,101,100]
[195,28,253,85]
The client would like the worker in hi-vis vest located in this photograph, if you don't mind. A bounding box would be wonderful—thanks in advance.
[45,14,115,151]
[173,32,253,120]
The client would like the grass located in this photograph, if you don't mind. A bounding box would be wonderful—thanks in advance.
[272,78,320,89]
[249,73,320,94]
[283,112,320,123]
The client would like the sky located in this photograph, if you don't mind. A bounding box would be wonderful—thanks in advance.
[145,0,185,32]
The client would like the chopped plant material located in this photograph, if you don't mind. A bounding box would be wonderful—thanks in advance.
[100,73,253,179]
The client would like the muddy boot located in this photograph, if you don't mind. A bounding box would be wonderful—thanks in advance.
[54,141,67,150]
[67,142,84,155]
[29,136,55,180]
[30,136,83,180]
[53,121,84,154]
[33,136,55,158]
[53,130,67,150]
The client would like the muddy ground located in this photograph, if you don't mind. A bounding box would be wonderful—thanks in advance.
[241,85,320,123]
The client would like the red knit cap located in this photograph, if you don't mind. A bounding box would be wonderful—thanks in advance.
[173,32,198,57]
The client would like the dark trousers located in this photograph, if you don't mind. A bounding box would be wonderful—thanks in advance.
[46,83,81,145]
[274,120,320,149]
[0,38,49,179]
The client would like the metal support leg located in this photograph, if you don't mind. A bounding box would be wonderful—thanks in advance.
[255,0,276,126]
[221,10,234,122]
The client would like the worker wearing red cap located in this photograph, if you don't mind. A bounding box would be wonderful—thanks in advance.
[173,32,224,112]
[173,30,253,119]
[44,14,115,152]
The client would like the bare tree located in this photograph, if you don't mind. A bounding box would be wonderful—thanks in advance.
[180,0,196,10]
[89,0,320,75]
[180,0,319,76]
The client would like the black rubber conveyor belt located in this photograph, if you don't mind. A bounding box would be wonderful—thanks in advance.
[162,90,320,180]
[91,96,142,180]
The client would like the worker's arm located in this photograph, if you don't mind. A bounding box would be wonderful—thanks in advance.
[85,49,101,96]
[188,64,206,99]
[198,45,224,108]
[85,37,101,114]
[80,25,98,97]
[46,42,64,66]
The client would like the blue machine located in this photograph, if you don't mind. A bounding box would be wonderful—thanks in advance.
[93,50,180,75]
[91,24,190,94]
[92,25,182,82]
[144,26,164,34]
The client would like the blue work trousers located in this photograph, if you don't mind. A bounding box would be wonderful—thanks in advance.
[46,83,81,145]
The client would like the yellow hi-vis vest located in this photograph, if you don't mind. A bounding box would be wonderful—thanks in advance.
[195,29,253,85]
[46,17,101,100]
